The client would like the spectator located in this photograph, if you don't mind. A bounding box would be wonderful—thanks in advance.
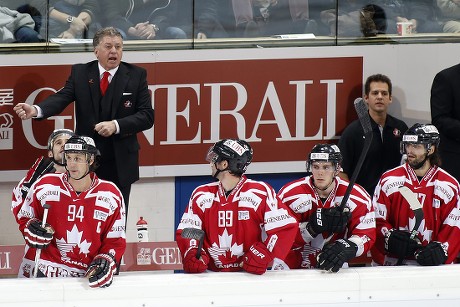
[320,1,441,37]
[437,1,460,34]
[371,124,460,266]
[385,0,442,34]
[338,74,408,197]
[309,0,335,35]
[320,0,370,37]
[232,0,318,37]
[15,135,126,287]
[194,0,237,39]
[0,6,42,42]
[430,62,460,182]
[176,139,297,274]
[13,27,154,213]
[102,0,187,40]
[278,144,375,272]
[16,3,44,39]
[45,0,100,39]
[12,129,74,222]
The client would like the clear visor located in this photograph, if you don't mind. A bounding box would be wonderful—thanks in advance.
[64,152,89,164]
[50,133,73,150]
[206,147,219,163]
[52,133,73,144]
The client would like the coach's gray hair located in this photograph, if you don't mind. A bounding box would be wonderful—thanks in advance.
[93,27,123,48]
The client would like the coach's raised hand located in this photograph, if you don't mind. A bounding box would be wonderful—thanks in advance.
[14,103,37,120]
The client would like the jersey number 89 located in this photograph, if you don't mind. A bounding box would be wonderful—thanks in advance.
[218,211,233,227]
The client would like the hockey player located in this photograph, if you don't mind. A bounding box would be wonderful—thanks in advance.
[176,139,298,275]
[372,123,460,266]
[16,135,126,288]
[12,128,74,221]
[278,144,376,272]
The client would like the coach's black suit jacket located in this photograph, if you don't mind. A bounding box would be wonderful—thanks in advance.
[431,63,460,180]
[431,63,460,152]
[38,60,154,188]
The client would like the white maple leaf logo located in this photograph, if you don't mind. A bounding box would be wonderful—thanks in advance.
[207,229,243,267]
[218,229,243,257]
[56,224,92,261]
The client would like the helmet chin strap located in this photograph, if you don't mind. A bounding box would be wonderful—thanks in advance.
[313,177,335,191]
[212,163,229,179]
[50,150,66,166]
[65,164,91,181]
[312,168,338,192]
[52,158,66,167]
[410,152,430,170]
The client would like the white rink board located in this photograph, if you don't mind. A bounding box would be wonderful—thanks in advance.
[1,265,460,306]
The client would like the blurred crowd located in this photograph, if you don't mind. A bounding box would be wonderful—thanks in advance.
[1,1,460,43]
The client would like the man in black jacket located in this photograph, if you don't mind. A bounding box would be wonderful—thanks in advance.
[338,74,408,196]
[13,27,154,214]
[431,63,460,183]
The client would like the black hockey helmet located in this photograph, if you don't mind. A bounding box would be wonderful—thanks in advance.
[400,123,440,154]
[206,139,253,175]
[64,135,101,171]
[306,144,342,172]
[47,128,74,151]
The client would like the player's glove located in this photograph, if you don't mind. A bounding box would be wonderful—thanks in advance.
[24,218,55,249]
[241,242,274,275]
[415,241,448,266]
[182,247,209,273]
[86,253,117,288]
[20,157,55,199]
[317,239,357,273]
[384,229,421,258]
[308,207,351,237]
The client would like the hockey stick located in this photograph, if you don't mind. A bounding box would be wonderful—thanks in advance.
[33,203,51,278]
[395,186,424,265]
[181,228,205,259]
[21,159,55,198]
[29,159,55,184]
[338,98,373,211]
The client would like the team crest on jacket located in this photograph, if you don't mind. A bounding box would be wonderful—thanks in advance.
[208,229,243,269]
[56,224,92,262]
[393,128,401,137]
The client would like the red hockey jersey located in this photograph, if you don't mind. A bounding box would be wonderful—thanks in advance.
[176,176,298,272]
[372,164,460,265]
[12,156,53,223]
[16,172,126,278]
[278,176,376,269]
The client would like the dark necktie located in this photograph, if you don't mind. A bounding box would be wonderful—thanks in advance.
[100,71,110,96]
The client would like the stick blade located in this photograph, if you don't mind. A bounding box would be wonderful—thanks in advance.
[180,228,205,240]
[398,186,423,210]
[354,98,372,134]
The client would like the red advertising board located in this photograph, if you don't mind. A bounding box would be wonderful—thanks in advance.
[0,241,371,277]
[0,242,183,277]
[0,57,362,175]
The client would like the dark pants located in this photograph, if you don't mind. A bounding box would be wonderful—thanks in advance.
[94,137,132,218]
[440,150,460,183]
[119,185,131,215]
